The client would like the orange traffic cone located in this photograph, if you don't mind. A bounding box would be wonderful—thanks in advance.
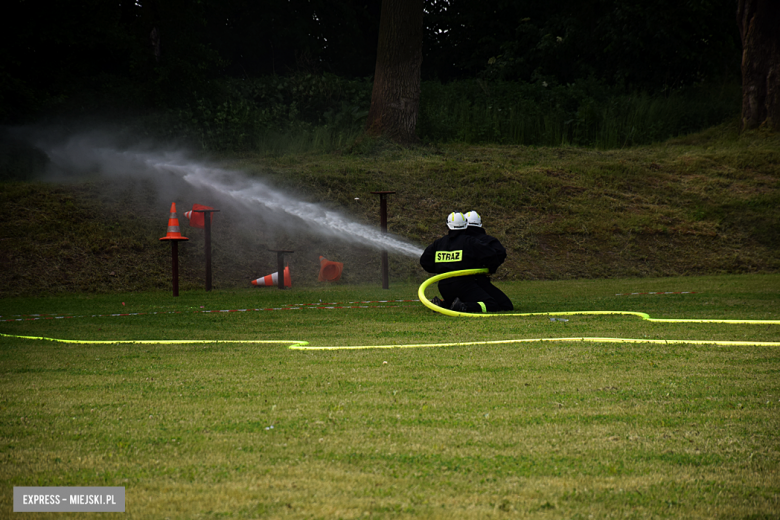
[252,266,291,287]
[184,204,215,229]
[160,203,189,241]
[318,256,343,282]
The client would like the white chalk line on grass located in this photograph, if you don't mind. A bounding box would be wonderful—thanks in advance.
[0,290,700,322]
[0,300,419,322]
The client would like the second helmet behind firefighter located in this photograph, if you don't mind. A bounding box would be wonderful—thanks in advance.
[420,211,513,313]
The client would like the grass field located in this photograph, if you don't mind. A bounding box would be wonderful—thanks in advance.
[1,274,779,518]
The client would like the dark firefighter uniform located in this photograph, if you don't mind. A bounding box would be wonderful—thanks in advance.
[420,228,513,313]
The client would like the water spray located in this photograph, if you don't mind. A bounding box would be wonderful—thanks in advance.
[175,164,421,257]
[35,136,423,259]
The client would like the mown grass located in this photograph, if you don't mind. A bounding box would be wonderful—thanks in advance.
[1,274,779,518]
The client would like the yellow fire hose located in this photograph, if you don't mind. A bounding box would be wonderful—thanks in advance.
[418,268,780,324]
[0,270,778,349]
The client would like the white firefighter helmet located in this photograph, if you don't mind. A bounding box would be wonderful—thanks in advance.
[465,211,482,227]
[446,212,468,230]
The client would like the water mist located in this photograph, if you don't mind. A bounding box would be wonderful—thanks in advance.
[32,131,424,259]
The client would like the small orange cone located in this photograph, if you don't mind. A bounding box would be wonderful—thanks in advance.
[318,256,343,282]
[252,266,291,287]
[160,203,188,241]
[184,204,215,229]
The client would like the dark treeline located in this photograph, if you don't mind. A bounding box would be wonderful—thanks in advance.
[0,0,742,147]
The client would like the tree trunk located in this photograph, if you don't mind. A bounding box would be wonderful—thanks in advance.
[366,0,423,144]
[737,0,780,130]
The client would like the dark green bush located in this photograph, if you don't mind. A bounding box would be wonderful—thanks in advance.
[418,79,740,148]
[132,74,739,152]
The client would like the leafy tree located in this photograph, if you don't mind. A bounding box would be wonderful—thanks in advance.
[422,0,740,90]
[1,0,138,121]
[0,0,745,133]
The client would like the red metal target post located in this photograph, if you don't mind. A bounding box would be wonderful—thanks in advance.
[268,249,294,289]
[159,203,188,297]
[192,208,220,291]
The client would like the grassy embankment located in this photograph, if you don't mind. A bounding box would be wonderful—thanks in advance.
[1,274,779,518]
[1,121,778,298]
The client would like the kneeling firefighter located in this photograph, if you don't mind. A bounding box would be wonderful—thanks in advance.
[420,211,514,313]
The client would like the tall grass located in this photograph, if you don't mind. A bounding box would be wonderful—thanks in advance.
[418,80,740,148]
[134,74,739,154]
